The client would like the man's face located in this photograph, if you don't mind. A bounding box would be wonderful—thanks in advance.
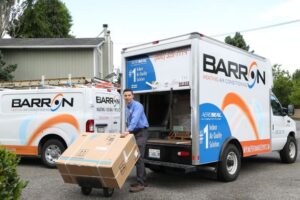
[124,91,134,104]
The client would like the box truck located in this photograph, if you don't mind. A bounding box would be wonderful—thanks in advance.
[121,33,298,181]
[0,86,120,167]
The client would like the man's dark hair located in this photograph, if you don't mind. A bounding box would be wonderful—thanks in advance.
[123,88,134,94]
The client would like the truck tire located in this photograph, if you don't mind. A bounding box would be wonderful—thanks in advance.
[81,187,92,195]
[103,187,114,197]
[217,144,241,182]
[280,136,298,163]
[41,139,66,168]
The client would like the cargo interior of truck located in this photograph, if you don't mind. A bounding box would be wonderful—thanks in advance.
[135,89,192,145]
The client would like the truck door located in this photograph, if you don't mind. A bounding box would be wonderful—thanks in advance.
[94,90,120,133]
[271,94,288,150]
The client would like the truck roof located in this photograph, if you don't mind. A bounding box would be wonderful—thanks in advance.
[122,32,267,61]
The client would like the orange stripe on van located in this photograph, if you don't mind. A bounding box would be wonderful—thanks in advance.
[241,139,271,156]
[1,145,38,156]
[26,114,80,146]
[222,92,259,140]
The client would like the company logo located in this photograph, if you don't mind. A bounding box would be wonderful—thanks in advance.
[50,93,73,111]
[96,96,120,107]
[11,93,74,111]
[203,54,265,88]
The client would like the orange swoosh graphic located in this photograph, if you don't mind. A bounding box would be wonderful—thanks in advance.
[221,92,259,140]
[26,114,80,146]
[51,93,63,105]
[248,61,257,75]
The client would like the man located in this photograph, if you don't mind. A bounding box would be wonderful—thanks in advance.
[121,88,149,193]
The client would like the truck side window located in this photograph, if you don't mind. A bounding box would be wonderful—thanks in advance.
[271,97,282,116]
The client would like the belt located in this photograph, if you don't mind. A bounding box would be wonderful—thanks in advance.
[131,127,147,134]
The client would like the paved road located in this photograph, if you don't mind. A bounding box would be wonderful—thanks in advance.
[18,121,300,200]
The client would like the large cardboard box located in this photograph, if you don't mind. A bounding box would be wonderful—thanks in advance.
[56,133,139,189]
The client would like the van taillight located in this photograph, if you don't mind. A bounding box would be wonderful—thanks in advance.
[86,119,94,133]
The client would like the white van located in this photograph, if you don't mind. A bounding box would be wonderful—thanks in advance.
[121,33,298,181]
[0,87,120,167]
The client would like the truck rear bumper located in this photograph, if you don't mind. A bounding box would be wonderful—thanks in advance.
[144,159,197,173]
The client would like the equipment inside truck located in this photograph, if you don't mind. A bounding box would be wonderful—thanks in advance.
[137,89,191,138]
[135,89,193,168]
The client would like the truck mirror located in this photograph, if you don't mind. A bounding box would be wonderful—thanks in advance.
[288,104,295,116]
[282,107,288,116]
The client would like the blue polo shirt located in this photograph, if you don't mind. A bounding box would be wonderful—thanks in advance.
[126,100,149,132]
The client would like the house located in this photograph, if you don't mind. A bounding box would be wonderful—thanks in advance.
[0,34,113,81]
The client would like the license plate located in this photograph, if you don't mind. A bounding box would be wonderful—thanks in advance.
[148,149,160,159]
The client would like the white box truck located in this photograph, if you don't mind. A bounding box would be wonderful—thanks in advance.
[0,86,120,167]
[121,33,298,181]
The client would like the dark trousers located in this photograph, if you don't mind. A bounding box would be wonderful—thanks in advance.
[134,129,148,186]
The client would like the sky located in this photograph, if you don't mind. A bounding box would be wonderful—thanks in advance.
[62,0,300,74]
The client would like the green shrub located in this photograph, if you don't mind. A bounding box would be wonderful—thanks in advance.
[0,148,27,200]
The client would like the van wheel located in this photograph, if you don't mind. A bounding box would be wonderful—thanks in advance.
[103,187,114,197]
[41,139,66,168]
[81,187,92,195]
[218,144,241,182]
[280,136,298,163]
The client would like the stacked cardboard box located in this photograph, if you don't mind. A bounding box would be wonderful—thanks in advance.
[56,133,139,189]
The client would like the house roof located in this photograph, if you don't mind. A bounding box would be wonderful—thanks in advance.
[0,38,105,49]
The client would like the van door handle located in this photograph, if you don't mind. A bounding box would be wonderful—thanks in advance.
[287,120,290,123]
[96,124,108,128]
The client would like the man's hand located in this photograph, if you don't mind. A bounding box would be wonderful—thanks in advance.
[120,132,130,138]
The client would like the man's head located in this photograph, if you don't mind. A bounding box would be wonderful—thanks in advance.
[123,88,134,104]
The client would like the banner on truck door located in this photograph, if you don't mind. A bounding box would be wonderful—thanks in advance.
[198,39,271,164]
[126,47,191,92]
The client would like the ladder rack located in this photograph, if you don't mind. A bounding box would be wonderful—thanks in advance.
[0,77,117,89]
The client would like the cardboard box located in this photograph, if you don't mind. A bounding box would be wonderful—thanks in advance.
[56,133,140,189]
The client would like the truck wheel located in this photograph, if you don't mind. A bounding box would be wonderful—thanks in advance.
[103,187,114,197]
[41,139,66,168]
[218,144,241,182]
[81,187,92,195]
[280,136,298,163]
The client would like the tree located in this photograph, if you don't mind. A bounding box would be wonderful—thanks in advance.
[0,50,17,81]
[225,32,251,52]
[292,69,300,82]
[289,69,300,107]
[272,64,293,107]
[0,0,27,38]
[9,0,73,38]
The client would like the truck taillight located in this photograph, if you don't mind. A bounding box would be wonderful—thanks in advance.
[86,119,94,133]
[177,151,190,157]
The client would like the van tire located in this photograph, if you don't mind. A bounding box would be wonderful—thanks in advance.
[41,139,66,168]
[280,136,298,163]
[217,144,241,182]
[103,187,114,197]
[81,187,92,195]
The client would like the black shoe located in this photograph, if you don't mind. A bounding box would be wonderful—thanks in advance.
[130,182,148,187]
[129,184,144,193]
